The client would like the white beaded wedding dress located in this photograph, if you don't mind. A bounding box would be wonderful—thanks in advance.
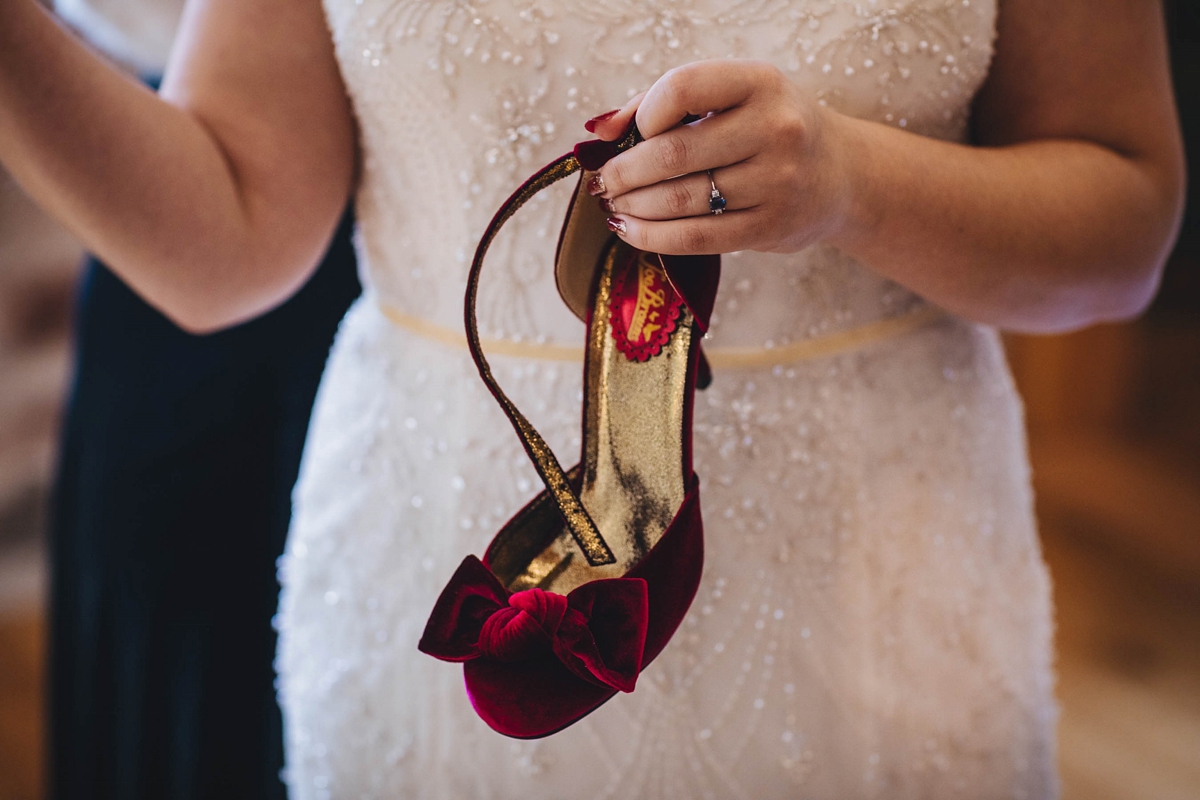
[275,0,1060,797]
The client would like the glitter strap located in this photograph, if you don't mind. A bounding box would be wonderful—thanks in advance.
[465,151,617,567]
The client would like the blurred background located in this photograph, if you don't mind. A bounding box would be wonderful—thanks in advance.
[1,3,1198,799]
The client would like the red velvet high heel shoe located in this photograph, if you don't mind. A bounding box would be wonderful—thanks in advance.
[418,123,720,739]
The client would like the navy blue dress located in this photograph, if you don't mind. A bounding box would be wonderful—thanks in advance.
[48,212,360,799]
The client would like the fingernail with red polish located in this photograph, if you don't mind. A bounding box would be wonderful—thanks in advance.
[587,174,606,196]
[606,217,627,235]
[599,198,615,213]
[584,109,619,133]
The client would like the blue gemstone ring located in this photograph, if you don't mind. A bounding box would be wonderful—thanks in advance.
[706,170,727,216]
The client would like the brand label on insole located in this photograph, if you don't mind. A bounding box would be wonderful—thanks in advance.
[609,250,684,362]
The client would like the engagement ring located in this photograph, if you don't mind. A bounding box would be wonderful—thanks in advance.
[707,170,727,216]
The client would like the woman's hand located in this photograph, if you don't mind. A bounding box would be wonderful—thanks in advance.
[585,59,854,257]
[583,0,1185,337]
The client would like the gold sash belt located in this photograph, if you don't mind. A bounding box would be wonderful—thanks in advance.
[377,301,946,370]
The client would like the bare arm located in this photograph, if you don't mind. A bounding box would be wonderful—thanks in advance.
[0,0,355,332]
[832,0,1186,331]
[589,0,1186,333]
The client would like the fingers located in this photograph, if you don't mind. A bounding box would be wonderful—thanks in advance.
[580,60,805,256]
[603,161,759,221]
[634,60,768,139]
[593,107,760,199]
[586,92,646,142]
[586,59,767,143]
[606,209,766,256]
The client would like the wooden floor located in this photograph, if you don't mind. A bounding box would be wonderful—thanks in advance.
[0,606,42,800]
[1035,433,1200,800]
[0,430,1197,798]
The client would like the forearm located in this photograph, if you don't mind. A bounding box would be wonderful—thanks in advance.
[0,0,351,332]
[0,1,258,328]
[825,113,1182,334]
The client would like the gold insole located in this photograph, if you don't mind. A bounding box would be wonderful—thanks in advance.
[507,241,691,594]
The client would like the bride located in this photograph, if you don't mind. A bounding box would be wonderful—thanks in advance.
[1,0,1183,796]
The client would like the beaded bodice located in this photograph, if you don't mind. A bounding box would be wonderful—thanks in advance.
[324,0,997,348]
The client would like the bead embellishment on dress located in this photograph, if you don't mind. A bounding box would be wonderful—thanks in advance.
[323,0,996,350]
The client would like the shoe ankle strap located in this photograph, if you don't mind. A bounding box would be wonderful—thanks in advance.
[464,139,642,568]
[465,120,723,568]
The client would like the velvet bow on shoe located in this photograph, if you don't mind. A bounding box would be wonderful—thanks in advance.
[419,556,649,693]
